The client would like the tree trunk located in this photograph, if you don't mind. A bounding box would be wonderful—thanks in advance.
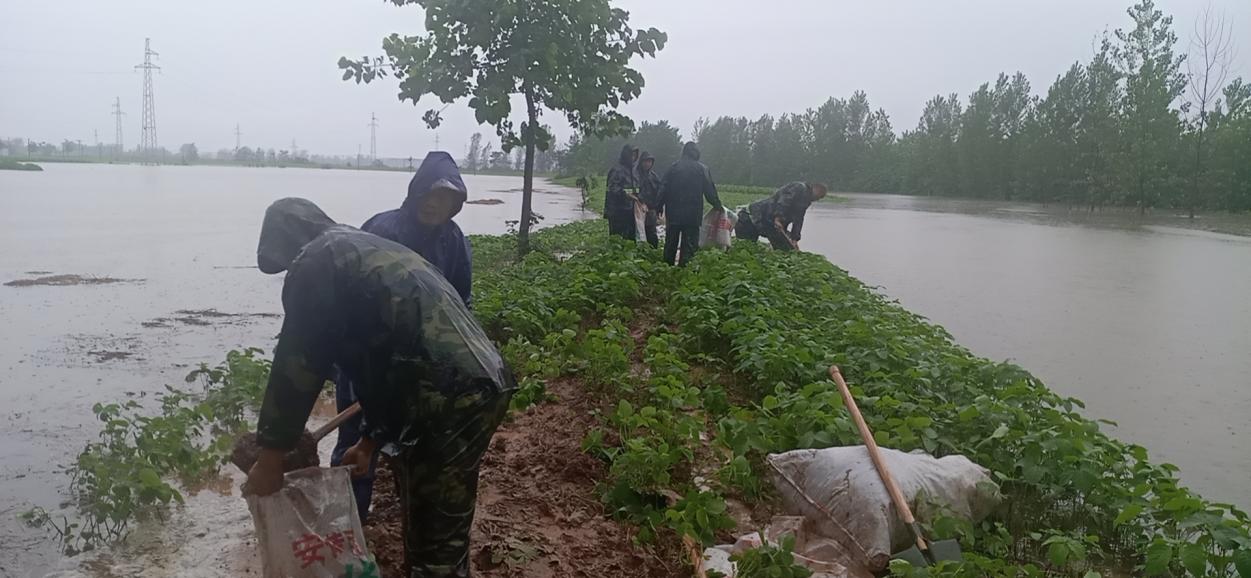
[1190,126,1205,220]
[518,91,538,256]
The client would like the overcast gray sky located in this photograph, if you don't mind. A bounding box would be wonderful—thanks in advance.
[2,0,1248,159]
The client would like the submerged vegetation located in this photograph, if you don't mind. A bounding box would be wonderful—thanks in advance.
[0,157,42,171]
[23,349,272,553]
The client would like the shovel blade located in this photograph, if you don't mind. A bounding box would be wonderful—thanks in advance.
[891,539,963,567]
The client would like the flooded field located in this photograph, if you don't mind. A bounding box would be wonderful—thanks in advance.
[801,193,1251,511]
[3,164,1248,576]
[0,163,589,577]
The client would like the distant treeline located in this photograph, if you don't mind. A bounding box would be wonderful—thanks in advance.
[561,0,1250,213]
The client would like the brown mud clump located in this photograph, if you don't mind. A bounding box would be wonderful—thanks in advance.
[364,378,684,578]
[230,431,320,473]
[5,273,139,287]
[466,198,505,205]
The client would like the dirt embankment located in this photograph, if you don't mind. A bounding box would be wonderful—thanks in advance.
[364,377,686,578]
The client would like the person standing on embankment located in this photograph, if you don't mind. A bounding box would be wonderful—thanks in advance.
[326,151,474,523]
[658,141,723,265]
[605,144,640,240]
[735,181,828,251]
[246,197,515,578]
[637,150,663,248]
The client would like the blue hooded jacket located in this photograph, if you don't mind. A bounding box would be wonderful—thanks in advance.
[362,151,473,307]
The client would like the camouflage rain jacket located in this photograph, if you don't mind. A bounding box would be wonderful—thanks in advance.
[254,198,514,452]
[748,181,815,241]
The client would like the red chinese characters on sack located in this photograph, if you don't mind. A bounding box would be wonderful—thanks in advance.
[290,529,366,569]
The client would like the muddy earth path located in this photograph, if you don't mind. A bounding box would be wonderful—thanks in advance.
[365,377,685,578]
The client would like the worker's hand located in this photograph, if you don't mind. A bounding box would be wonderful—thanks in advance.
[341,436,377,478]
[244,448,286,496]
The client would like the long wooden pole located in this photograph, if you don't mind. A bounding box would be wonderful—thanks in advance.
[829,365,928,554]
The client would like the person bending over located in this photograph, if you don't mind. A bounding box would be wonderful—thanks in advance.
[246,198,515,578]
[735,181,827,251]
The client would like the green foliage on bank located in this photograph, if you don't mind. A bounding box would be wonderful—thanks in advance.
[25,349,273,553]
[469,220,1251,577]
[35,218,1250,576]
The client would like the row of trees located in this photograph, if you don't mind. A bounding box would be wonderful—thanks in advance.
[462,132,559,174]
[560,1,1249,213]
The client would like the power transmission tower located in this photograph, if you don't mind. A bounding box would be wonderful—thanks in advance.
[235,124,242,152]
[368,113,379,162]
[134,38,160,163]
[112,97,125,157]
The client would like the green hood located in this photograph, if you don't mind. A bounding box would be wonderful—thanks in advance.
[257,197,337,274]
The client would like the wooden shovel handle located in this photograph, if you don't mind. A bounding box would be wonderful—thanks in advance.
[829,365,928,553]
[311,402,362,441]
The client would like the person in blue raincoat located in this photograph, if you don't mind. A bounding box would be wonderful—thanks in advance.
[361,151,473,306]
[331,151,474,522]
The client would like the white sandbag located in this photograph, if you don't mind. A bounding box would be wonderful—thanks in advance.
[701,517,868,578]
[633,200,648,243]
[700,206,737,249]
[767,446,999,572]
[246,467,377,578]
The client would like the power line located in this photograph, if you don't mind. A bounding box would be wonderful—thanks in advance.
[111,97,125,156]
[135,38,160,163]
[368,113,379,161]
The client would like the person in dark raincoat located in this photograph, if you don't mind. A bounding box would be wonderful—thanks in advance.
[658,142,723,266]
[604,144,639,240]
[362,151,472,306]
[637,151,662,248]
[735,181,828,251]
[245,198,515,578]
[332,151,474,521]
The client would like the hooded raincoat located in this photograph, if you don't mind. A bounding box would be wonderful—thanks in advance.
[604,144,638,218]
[658,142,722,226]
[362,152,473,307]
[253,197,513,453]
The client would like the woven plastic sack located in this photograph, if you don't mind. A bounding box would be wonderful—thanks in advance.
[767,446,1000,572]
[699,207,737,249]
[633,200,649,243]
[246,467,378,578]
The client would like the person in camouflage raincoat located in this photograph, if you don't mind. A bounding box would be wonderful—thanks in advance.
[245,197,515,578]
[735,181,828,251]
[335,151,473,524]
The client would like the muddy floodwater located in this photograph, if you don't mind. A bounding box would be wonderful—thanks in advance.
[800,194,1251,511]
[2,165,1249,576]
[0,163,590,577]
